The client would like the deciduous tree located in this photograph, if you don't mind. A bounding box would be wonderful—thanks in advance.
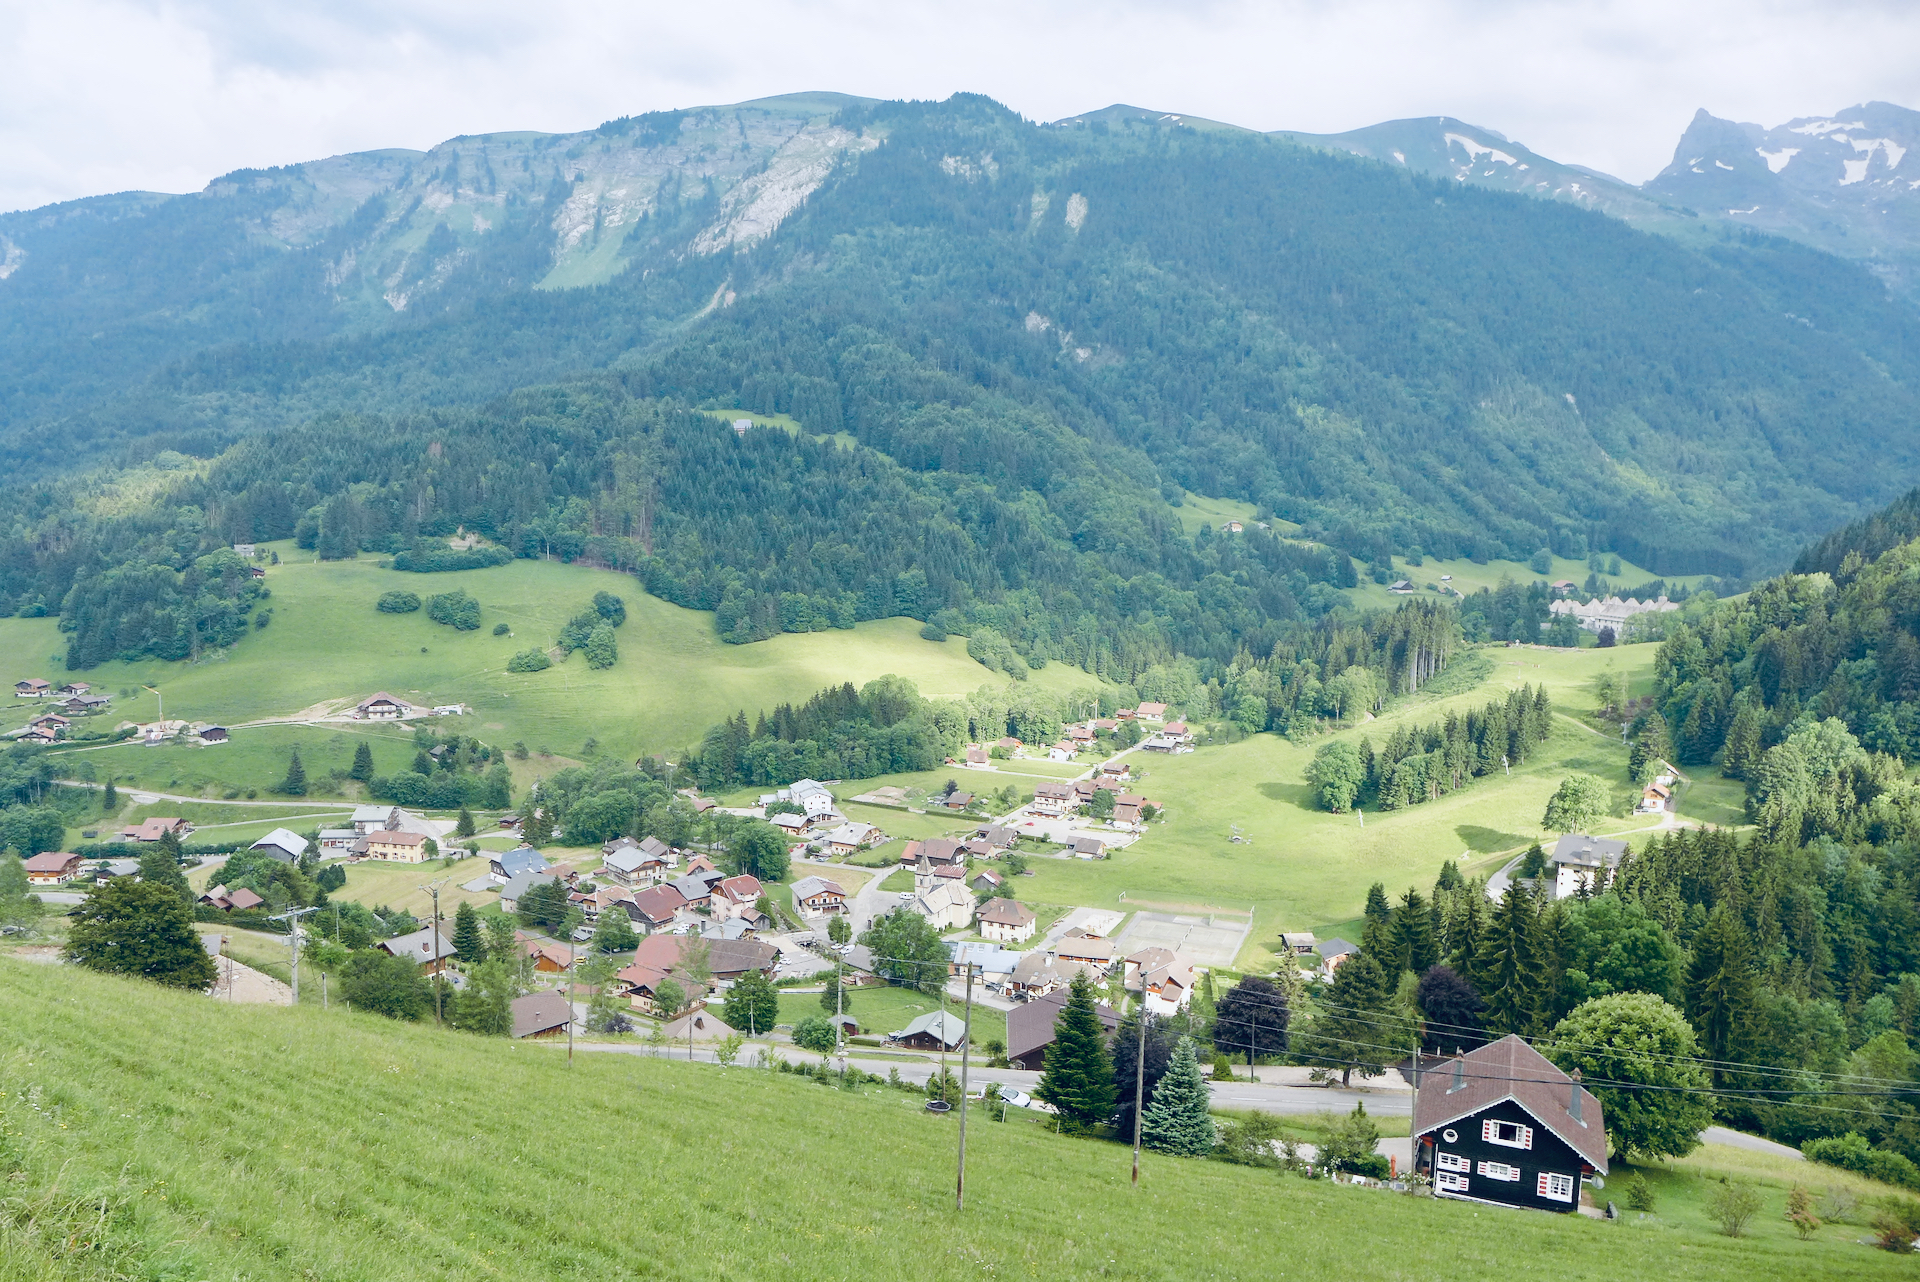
[1548,992,1712,1161]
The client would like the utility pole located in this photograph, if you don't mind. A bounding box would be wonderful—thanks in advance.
[418,878,449,1026]
[567,931,575,1064]
[956,961,975,1211]
[271,906,320,1005]
[835,957,846,1078]
[1131,973,1149,1188]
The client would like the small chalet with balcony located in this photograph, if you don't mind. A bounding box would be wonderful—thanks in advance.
[791,875,848,916]
[1030,782,1074,818]
[1414,1036,1607,1214]
[23,852,83,885]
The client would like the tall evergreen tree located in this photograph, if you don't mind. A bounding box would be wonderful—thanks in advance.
[452,901,487,965]
[1390,887,1438,975]
[455,807,476,838]
[1685,904,1757,1081]
[1035,971,1117,1128]
[102,778,117,812]
[1361,881,1393,956]
[281,748,307,797]
[1298,951,1405,1085]
[1475,885,1546,1035]
[350,741,375,782]
[1140,1037,1216,1156]
[1110,1007,1176,1140]
[136,843,192,905]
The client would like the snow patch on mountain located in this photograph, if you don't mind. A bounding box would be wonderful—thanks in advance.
[1445,133,1518,169]
[1757,147,1800,173]
[0,235,23,280]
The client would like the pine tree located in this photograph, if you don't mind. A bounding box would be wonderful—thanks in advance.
[350,742,375,782]
[1361,881,1393,957]
[281,749,307,797]
[819,969,853,1014]
[1035,971,1117,1128]
[411,750,434,776]
[102,779,118,812]
[1475,885,1545,1035]
[1141,1037,1217,1156]
[455,807,476,838]
[452,901,487,965]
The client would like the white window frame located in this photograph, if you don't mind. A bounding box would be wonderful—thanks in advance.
[1435,1152,1470,1173]
[1436,1171,1470,1193]
[1482,1118,1533,1150]
[1537,1172,1575,1202]
[1477,1160,1521,1182]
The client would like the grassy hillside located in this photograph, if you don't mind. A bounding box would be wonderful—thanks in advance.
[4,547,1092,796]
[0,960,1905,1281]
[1013,644,1706,966]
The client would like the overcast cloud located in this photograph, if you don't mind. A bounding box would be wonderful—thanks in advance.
[3,0,1917,214]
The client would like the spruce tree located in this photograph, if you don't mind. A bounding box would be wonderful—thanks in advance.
[1297,951,1404,1085]
[281,749,307,797]
[1141,1037,1216,1156]
[1475,885,1546,1034]
[350,742,375,781]
[1361,881,1394,957]
[455,807,476,838]
[1685,905,1757,1081]
[452,901,487,965]
[411,750,434,776]
[1390,887,1437,974]
[136,843,192,905]
[102,779,118,812]
[1035,971,1117,1128]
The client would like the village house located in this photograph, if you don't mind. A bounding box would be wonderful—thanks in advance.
[973,823,1018,852]
[491,845,550,882]
[1223,519,1244,533]
[787,779,838,821]
[364,831,430,863]
[770,812,809,840]
[510,990,573,1040]
[1030,782,1074,818]
[626,884,689,931]
[530,943,578,974]
[198,885,266,912]
[1316,937,1360,977]
[1005,986,1119,1069]
[498,871,559,915]
[1134,702,1168,721]
[1052,936,1116,974]
[668,870,721,911]
[378,927,458,974]
[941,790,975,811]
[118,817,192,843]
[54,682,89,697]
[14,678,50,698]
[1096,759,1131,785]
[1047,742,1076,762]
[948,941,1022,990]
[1161,720,1192,741]
[902,837,967,869]
[27,714,70,739]
[600,835,672,886]
[22,852,83,885]
[351,805,401,835]
[963,746,990,768]
[1112,793,1149,827]
[890,1010,967,1052]
[710,874,764,921]
[975,897,1037,944]
[1414,1036,1607,1213]
[791,875,849,916]
[1124,947,1197,1014]
[817,821,881,856]
[1280,932,1318,956]
[62,694,112,715]
[317,829,361,856]
[1546,835,1628,900]
[1007,952,1080,1001]
[969,868,1005,895]
[249,828,308,864]
[1069,836,1106,859]
[354,692,413,720]
[196,725,229,744]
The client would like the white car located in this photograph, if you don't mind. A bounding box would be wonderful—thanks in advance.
[995,1088,1055,1114]
[898,890,916,901]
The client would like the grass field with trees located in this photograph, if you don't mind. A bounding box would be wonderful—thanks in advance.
[0,959,1907,1281]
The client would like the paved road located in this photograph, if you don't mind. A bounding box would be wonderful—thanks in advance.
[62,780,359,809]
[1702,1125,1803,1159]
[571,1040,1415,1116]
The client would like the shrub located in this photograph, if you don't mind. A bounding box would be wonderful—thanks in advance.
[1785,1185,1821,1239]
[1874,1199,1920,1252]
[1623,1171,1657,1213]
[391,545,513,572]
[507,649,552,673]
[426,590,481,630]
[376,590,421,613]
[1805,1133,1920,1190]
[1705,1179,1762,1238]
[492,622,510,636]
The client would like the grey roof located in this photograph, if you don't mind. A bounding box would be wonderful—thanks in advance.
[499,870,559,903]
[1413,1035,1608,1173]
[510,989,573,1039]
[1549,834,1629,869]
[668,873,712,901]
[947,942,1022,975]
[1006,986,1119,1064]
[791,875,846,900]
[1316,937,1359,960]
[250,828,308,862]
[892,1010,967,1048]
[379,927,457,963]
[352,805,397,823]
[495,847,551,879]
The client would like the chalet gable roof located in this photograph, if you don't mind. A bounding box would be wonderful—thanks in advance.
[1413,1035,1608,1172]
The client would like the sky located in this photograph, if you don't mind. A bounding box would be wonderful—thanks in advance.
[4,0,1918,214]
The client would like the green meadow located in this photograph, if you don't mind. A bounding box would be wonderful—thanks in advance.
[1012,644,1715,967]
[0,960,1905,1282]
[3,545,1091,796]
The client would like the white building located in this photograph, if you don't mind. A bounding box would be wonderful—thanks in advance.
[1547,595,1680,636]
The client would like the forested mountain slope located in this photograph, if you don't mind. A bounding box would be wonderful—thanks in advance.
[5,94,1920,591]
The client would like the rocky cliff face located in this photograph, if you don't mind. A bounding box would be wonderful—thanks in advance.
[1644,102,1920,293]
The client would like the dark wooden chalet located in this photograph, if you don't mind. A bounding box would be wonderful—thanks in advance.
[1413,1035,1607,1214]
